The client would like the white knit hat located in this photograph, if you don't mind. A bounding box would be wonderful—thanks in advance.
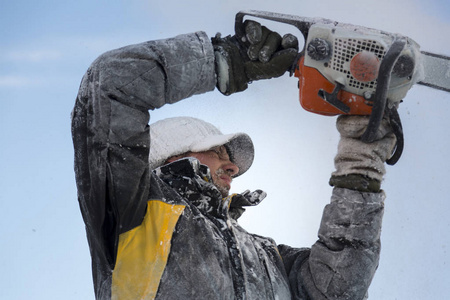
[149,117,254,177]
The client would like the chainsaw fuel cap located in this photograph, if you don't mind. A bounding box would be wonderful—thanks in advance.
[350,51,380,82]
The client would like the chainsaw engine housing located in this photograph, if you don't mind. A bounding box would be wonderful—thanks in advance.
[296,23,423,116]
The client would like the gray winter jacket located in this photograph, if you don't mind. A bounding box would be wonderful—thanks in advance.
[71,31,384,299]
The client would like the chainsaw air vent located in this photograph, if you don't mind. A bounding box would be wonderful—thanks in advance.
[330,38,386,90]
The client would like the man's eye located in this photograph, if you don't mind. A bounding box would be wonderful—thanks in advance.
[208,146,227,160]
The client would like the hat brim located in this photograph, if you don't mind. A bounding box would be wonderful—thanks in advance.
[190,132,254,177]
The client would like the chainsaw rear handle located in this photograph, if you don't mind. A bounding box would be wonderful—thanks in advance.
[234,10,326,49]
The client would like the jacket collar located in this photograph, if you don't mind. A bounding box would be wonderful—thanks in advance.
[154,158,266,220]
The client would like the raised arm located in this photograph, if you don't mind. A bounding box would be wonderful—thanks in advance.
[71,32,216,269]
[279,116,396,299]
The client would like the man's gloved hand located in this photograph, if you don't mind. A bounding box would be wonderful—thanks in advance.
[211,20,298,95]
[329,115,397,193]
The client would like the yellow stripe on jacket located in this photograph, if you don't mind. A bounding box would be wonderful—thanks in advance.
[112,200,185,300]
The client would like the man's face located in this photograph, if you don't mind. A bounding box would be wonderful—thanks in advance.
[167,145,239,197]
[187,145,239,197]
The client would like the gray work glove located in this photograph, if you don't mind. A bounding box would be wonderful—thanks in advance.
[329,115,397,193]
[211,20,299,95]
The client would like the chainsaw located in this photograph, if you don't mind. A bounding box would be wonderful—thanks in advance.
[235,10,450,165]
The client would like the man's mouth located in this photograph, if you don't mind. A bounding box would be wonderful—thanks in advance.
[219,175,232,187]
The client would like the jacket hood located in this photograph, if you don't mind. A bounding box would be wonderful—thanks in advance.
[154,157,266,220]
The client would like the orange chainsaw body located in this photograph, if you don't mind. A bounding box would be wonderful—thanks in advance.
[294,56,373,116]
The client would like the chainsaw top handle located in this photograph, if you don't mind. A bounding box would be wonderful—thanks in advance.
[361,37,406,143]
[361,36,406,165]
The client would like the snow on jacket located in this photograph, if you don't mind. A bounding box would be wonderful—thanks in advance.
[71,31,384,300]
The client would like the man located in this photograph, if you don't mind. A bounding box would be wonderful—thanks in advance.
[72,20,395,299]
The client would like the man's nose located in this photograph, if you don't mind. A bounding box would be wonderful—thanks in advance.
[223,161,239,177]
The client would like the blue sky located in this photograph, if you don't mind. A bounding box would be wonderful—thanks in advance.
[1,0,449,299]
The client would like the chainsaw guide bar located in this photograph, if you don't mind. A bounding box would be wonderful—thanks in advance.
[419,51,450,93]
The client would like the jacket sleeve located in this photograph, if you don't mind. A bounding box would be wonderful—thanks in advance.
[278,187,384,300]
[71,32,216,268]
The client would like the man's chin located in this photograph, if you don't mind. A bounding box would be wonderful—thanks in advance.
[214,183,230,198]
